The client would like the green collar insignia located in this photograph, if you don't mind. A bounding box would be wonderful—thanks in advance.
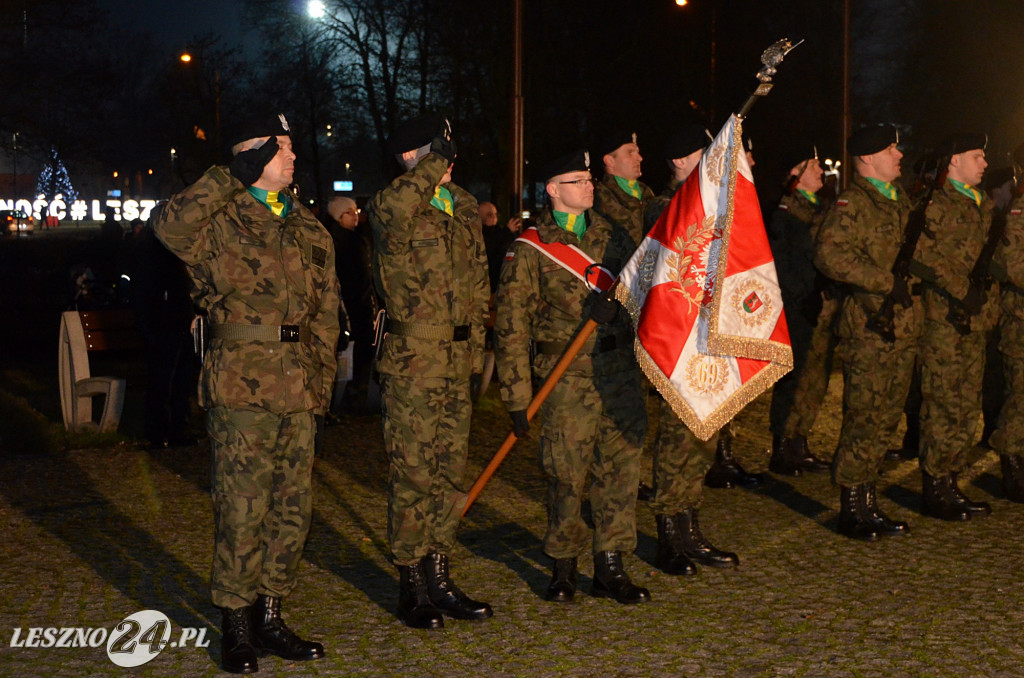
[613,175,642,200]
[431,185,454,216]
[865,177,898,201]
[797,189,819,205]
[948,178,982,207]
[247,186,292,217]
[552,210,587,239]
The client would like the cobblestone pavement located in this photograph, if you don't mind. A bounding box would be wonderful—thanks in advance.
[2,376,1023,677]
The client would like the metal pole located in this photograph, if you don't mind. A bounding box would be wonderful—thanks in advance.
[841,0,850,189]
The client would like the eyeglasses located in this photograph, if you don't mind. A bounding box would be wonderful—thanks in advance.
[558,177,593,187]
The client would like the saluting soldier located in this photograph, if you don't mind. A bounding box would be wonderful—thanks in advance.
[592,130,655,247]
[155,113,337,674]
[914,133,994,521]
[641,125,740,576]
[766,149,834,476]
[494,149,650,605]
[814,124,918,541]
[368,115,492,630]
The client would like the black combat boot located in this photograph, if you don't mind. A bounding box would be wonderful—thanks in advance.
[836,485,879,541]
[948,472,991,517]
[677,508,739,567]
[768,434,803,476]
[921,471,970,521]
[544,557,578,602]
[705,434,765,489]
[396,562,445,629]
[862,483,909,536]
[792,435,830,472]
[220,606,258,674]
[655,514,697,576]
[1000,454,1024,503]
[592,551,651,604]
[251,594,325,661]
[423,553,493,620]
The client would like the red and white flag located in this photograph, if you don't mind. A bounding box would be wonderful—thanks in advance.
[615,114,792,440]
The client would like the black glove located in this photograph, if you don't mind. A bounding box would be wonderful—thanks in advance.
[588,292,619,324]
[430,130,457,164]
[470,373,483,401]
[314,414,325,456]
[229,136,279,186]
[960,286,986,316]
[509,409,530,438]
[337,330,351,352]
[889,276,912,308]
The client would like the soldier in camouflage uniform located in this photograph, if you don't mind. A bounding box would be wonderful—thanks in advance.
[641,126,739,576]
[592,130,655,247]
[495,149,650,605]
[155,113,337,673]
[368,115,492,630]
[914,133,994,521]
[766,151,833,476]
[814,124,918,542]
[992,176,1024,503]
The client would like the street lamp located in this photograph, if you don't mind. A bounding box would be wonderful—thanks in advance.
[307,0,326,19]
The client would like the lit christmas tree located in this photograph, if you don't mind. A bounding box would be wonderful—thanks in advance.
[35,148,78,202]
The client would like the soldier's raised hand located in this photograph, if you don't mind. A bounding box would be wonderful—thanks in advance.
[229,136,279,187]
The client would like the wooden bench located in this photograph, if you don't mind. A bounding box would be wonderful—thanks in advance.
[58,309,145,433]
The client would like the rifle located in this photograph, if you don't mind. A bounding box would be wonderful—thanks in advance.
[866,156,948,342]
[946,202,1009,334]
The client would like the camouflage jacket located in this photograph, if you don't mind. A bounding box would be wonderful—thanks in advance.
[154,165,340,414]
[368,153,489,379]
[593,173,654,247]
[919,180,995,331]
[494,208,637,411]
[814,173,918,339]
[643,177,682,233]
[769,191,825,317]
[996,198,1024,356]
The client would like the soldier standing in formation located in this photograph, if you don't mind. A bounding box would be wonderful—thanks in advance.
[814,124,917,542]
[495,149,650,605]
[368,115,493,629]
[765,150,833,476]
[914,134,994,521]
[592,130,654,246]
[155,113,337,673]
[992,167,1024,502]
[641,125,740,576]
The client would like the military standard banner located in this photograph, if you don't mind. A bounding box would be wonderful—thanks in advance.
[615,114,793,440]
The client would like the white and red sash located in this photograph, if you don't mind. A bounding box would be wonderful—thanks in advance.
[514,226,615,293]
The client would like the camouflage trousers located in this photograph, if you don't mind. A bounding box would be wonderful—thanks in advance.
[538,367,646,558]
[207,406,315,609]
[993,348,1024,457]
[380,374,471,566]
[783,295,840,438]
[919,322,984,475]
[832,328,917,487]
[649,396,716,514]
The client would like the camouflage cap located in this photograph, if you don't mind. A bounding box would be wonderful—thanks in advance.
[848,124,899,156]
[937,132,987,157]
[388,114,445,154]
[538,149,590,183]
[660,125,710,160]
[228,113,291,147]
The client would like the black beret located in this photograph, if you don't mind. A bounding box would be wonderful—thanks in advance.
[388,114,445,155]
[594,130,639,161]
[228,112,291,148]
[848,124,899,156]
[937,132,987,157]
[779,145,819,177]
[538,149,591,183]
[661,125,710,160]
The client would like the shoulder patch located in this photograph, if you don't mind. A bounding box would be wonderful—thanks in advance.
[778,203,789,211]
[311,245,327,270]
[504,250,515,261]
[1011,208,1022,216]
[835,199,848,207]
